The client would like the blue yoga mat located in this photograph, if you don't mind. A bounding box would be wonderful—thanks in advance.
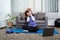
[6,28,59,34]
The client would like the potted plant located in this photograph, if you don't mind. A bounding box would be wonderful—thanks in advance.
[6,14,16,28]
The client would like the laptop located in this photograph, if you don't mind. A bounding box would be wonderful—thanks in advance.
[43,27,54,36]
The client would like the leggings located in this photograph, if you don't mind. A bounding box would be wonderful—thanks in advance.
[22,25,39,32]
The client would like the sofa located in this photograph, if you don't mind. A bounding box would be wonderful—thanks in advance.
[16,12,48,28]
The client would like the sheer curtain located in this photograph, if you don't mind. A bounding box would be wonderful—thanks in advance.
[45,0,58,12]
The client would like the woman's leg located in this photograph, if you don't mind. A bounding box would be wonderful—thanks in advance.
[29,26,39,32]
[22,25,39,32]
[22,25,29,30]
[22,22,29,30]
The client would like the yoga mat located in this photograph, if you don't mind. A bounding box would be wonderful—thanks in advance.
[6,28,59,34]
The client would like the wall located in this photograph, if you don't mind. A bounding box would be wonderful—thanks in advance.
[46,12,58,25]
[0,0,11,28]
[11,0,28,16]
[11,0,35,16]
[29,0,35,12]
[58,0,60,18]
[35,0,41,12]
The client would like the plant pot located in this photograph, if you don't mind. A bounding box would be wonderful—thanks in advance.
[7,21,13,28]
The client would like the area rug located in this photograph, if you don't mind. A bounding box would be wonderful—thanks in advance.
[6,28,59,34]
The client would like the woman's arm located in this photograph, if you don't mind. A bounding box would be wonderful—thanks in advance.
[27,17,30,22]
[26,15,35,22]
[31,15,35,21]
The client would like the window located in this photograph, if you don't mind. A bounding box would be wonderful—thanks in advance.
[45,0,59,12]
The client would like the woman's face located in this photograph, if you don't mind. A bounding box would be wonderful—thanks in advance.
[27,11,32,16]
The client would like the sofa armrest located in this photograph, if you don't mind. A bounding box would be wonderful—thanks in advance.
[16,16,19,27]
[16,16,18,20]
[44,16,48,27]
[45,16,48,21]
[16,16,25,28]
[16,15,21,23]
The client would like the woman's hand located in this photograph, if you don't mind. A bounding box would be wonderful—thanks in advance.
[27,13,32,16]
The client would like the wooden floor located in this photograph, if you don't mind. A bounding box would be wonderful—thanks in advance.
[0,27,60,40]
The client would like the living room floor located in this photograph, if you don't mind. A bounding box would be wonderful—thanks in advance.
[0,27,60,40]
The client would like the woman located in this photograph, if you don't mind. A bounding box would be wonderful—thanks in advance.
[22,8,39,32]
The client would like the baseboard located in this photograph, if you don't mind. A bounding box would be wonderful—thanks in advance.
[48,25,54,27]
[0,26,6,29]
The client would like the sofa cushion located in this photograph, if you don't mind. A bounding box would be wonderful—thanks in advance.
[36,12,45,20]
[20,13,25,20]
[36,20,45,24]
[34,13,37,17]
[18,20,25,24]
